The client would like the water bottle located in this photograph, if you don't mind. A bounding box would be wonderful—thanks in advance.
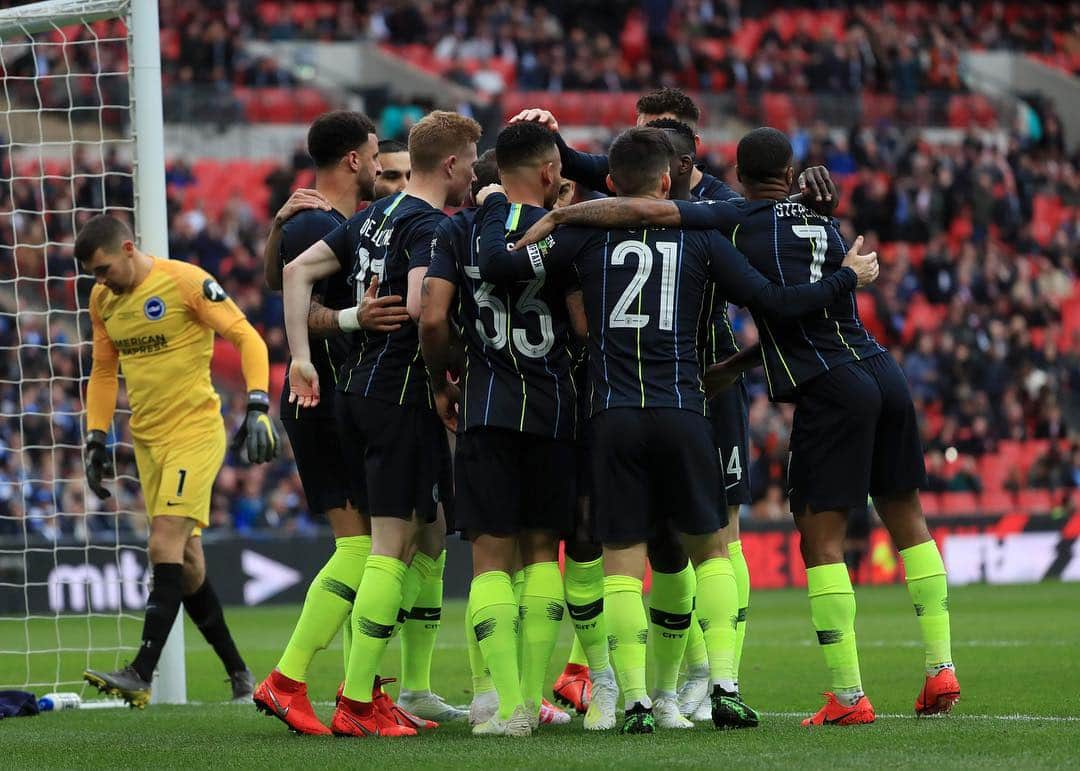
[38,692,81,711]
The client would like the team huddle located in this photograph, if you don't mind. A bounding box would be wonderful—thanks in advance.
[78,87,960,736]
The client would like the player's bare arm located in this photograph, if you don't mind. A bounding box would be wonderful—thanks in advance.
[282,239,342,407]
[704,343,762,400]
[419,276,460,432]
[263,188,331,290]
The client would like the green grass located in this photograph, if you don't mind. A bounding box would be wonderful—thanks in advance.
[3,583,1079,768]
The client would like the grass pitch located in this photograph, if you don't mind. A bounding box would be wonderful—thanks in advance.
[3,582,1078,768]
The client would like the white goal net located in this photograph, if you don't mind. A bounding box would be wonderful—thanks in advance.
[0,0,180,702]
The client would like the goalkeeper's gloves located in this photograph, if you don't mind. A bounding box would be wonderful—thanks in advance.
[84,429,113,500]
[231,390,280,464]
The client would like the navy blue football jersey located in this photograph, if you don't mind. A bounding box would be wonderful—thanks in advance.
[279,207,348,420]
[427,203,578,439]
[677,197,887,401]
[475,193,857,416]
[322,191,445,406]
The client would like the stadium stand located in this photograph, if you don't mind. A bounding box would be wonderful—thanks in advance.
[2,0,1078,538]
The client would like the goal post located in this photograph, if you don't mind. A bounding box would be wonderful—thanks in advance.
[0,0,185,704]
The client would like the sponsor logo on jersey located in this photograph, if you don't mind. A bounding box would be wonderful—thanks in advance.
[114,334,168,355]
[143,296,166,320]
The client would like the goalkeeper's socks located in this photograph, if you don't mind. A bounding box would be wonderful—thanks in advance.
[564,556,610,672]
[277,535,370,682]
[807,563,864,706]
[519,561,565,712]
[131,562,184,682]
[649,561,695,697]
[342,555,407,702]
[729,539,751,682]
[401,550,445,692]
[695,557,739,691]
[899,540,954,675]
[465,591,495,696]
[470,571,524,720]
[604,574,648,706]
[183,578,246,674]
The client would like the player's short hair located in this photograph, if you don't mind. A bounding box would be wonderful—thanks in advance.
[636,88,700,126]
[494,122,557,172]
[608,127,676,196]
[736,127,794,184]
[378,139,408,155]
[645,118,695,160]
[408,110,483,173]
[472,149,500,199]
[307,110,376,169]
[74,214,133,265]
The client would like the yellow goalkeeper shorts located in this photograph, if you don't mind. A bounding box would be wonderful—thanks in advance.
[134,423,226,536]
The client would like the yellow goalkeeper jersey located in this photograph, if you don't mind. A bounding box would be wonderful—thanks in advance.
[86,257,268,446]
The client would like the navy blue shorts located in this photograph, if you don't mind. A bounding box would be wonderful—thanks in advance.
[591,407,727,544]
[709,377,752,506]
[334,394,452,524]
[787,353,927,515]
[281,417,357,516]
[455,427,575,537]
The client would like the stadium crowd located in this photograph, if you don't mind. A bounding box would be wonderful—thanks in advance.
[1,0,1078,542]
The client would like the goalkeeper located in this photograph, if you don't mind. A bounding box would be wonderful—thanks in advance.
[78,214,279,708]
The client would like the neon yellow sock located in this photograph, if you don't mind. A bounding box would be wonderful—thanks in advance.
[566,637,588,668]
[466,591,494,695]
[519,561,564,712]
[471,570,524,720]
[395,552,432,638]
[512,569,525,605]
[401,550,444,692]
[807,563,862,700]
[729,539,750,683]
[695,557,738,689]
[684,611,708,671]
[649,561,695,696]
[342,555,407,701]
[565,557,609,672]
[604,574,647,705]
[900,540,953,674]
[277,535,370,682]
[342,616,352,674]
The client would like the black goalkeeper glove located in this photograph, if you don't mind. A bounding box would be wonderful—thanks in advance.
[84,429,113,500]
[231,390,280,464]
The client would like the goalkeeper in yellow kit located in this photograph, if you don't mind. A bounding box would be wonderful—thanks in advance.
[77,214,280,707]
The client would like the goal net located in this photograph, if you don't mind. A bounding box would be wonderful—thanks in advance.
[0,0,182,703]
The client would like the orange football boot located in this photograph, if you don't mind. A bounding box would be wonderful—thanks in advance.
[915,668,960,716]
[331,694,417,737]
[552,663,591,715]
[373,676,438,731]
[802,692,876,726]
[253,670,332,736]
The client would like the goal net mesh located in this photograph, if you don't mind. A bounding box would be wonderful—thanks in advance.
[0,0,149,696]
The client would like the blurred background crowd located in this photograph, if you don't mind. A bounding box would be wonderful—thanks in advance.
[1,0,1078,542]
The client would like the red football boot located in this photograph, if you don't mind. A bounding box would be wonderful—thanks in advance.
[915,668,961,716]
[801,692,876,726]
[331,694,417,737]
[373,676,438,731]
[552,663,591,715]
[253,670,332,736]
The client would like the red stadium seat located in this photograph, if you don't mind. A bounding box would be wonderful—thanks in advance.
[940,491,979,515]
[978,489,1016,514]
[920,493,942,517]
[1017,489,1056,514]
